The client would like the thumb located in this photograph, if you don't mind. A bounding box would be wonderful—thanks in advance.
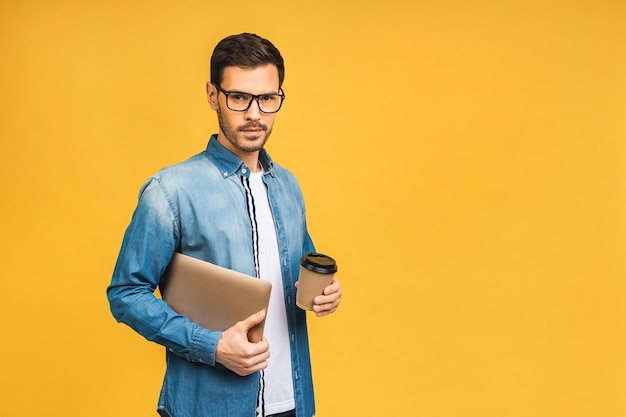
[241,309,266,329]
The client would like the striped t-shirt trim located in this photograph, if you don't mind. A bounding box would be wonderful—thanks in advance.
[241,175,266,417]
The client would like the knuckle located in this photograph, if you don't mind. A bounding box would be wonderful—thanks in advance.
[241,346,256,357]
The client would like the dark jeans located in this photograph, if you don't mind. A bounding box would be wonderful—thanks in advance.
[267,410,296,417]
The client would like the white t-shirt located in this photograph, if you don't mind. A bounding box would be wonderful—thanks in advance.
[249,170,295,415]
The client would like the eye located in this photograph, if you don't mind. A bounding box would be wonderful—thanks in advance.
[231,93,250,102]
[260,95,277,103]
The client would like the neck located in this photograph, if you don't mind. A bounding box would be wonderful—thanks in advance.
[251,159,263,173]
[238,153,262,173]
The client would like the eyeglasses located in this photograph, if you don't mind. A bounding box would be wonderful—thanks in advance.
[215,84,285,114]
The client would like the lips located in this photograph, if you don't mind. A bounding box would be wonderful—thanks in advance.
[239,124,267,133]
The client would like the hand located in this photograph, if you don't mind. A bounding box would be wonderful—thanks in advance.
[312,276,342,317]
[215,310,270,376]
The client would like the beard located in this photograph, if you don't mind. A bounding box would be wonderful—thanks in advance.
[217,108,273,153]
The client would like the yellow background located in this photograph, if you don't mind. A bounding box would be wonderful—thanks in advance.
[1,1,625,416]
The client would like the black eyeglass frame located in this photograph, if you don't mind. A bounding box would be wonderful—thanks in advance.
[214,84,286,114]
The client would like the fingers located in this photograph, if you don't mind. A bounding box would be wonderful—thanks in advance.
[216,334,270,376]
[313,277,342,317]
[241,309,266,330]
[229,339,271,376]
[215,311,270,376]
[313,298,340,317]
[323,277,341,295]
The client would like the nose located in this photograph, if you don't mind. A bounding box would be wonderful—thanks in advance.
[245,98,262,120]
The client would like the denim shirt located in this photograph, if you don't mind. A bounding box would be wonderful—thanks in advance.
[107,136,316,417]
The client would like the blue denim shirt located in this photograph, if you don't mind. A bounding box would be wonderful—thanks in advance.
[107,136,316,417]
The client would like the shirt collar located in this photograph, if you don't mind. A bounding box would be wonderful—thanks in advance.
[205,134,274,178]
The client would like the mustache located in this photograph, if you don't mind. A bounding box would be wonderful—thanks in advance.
[238,123,267,131]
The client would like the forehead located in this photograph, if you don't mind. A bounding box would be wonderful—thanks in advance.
[221,64,280,93]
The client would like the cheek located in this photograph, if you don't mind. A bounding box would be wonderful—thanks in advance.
[219,110,240,127]
[263,115,277,127]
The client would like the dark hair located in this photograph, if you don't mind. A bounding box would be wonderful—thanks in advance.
[210,33,285,88]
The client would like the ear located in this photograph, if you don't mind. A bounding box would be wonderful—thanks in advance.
[206,82,219,110]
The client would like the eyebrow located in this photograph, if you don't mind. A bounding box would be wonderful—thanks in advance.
[223,89,281,95]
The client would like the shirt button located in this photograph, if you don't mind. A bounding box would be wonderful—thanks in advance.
[241,168,247,174]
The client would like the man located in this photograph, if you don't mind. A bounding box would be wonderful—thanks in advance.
[107,33,342,417]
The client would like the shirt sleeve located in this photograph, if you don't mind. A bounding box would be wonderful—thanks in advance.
[106,177,221,366]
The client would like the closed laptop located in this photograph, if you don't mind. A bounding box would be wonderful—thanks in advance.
[161,252,272,343]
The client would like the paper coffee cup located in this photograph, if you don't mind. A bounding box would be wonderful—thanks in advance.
[296,252,337,311]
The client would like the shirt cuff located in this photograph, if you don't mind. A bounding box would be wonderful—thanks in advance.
[189,327,222,366]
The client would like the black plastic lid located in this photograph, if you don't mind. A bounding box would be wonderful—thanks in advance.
[300,252,337,274]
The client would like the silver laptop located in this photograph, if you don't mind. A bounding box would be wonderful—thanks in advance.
[161,252,272,343]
